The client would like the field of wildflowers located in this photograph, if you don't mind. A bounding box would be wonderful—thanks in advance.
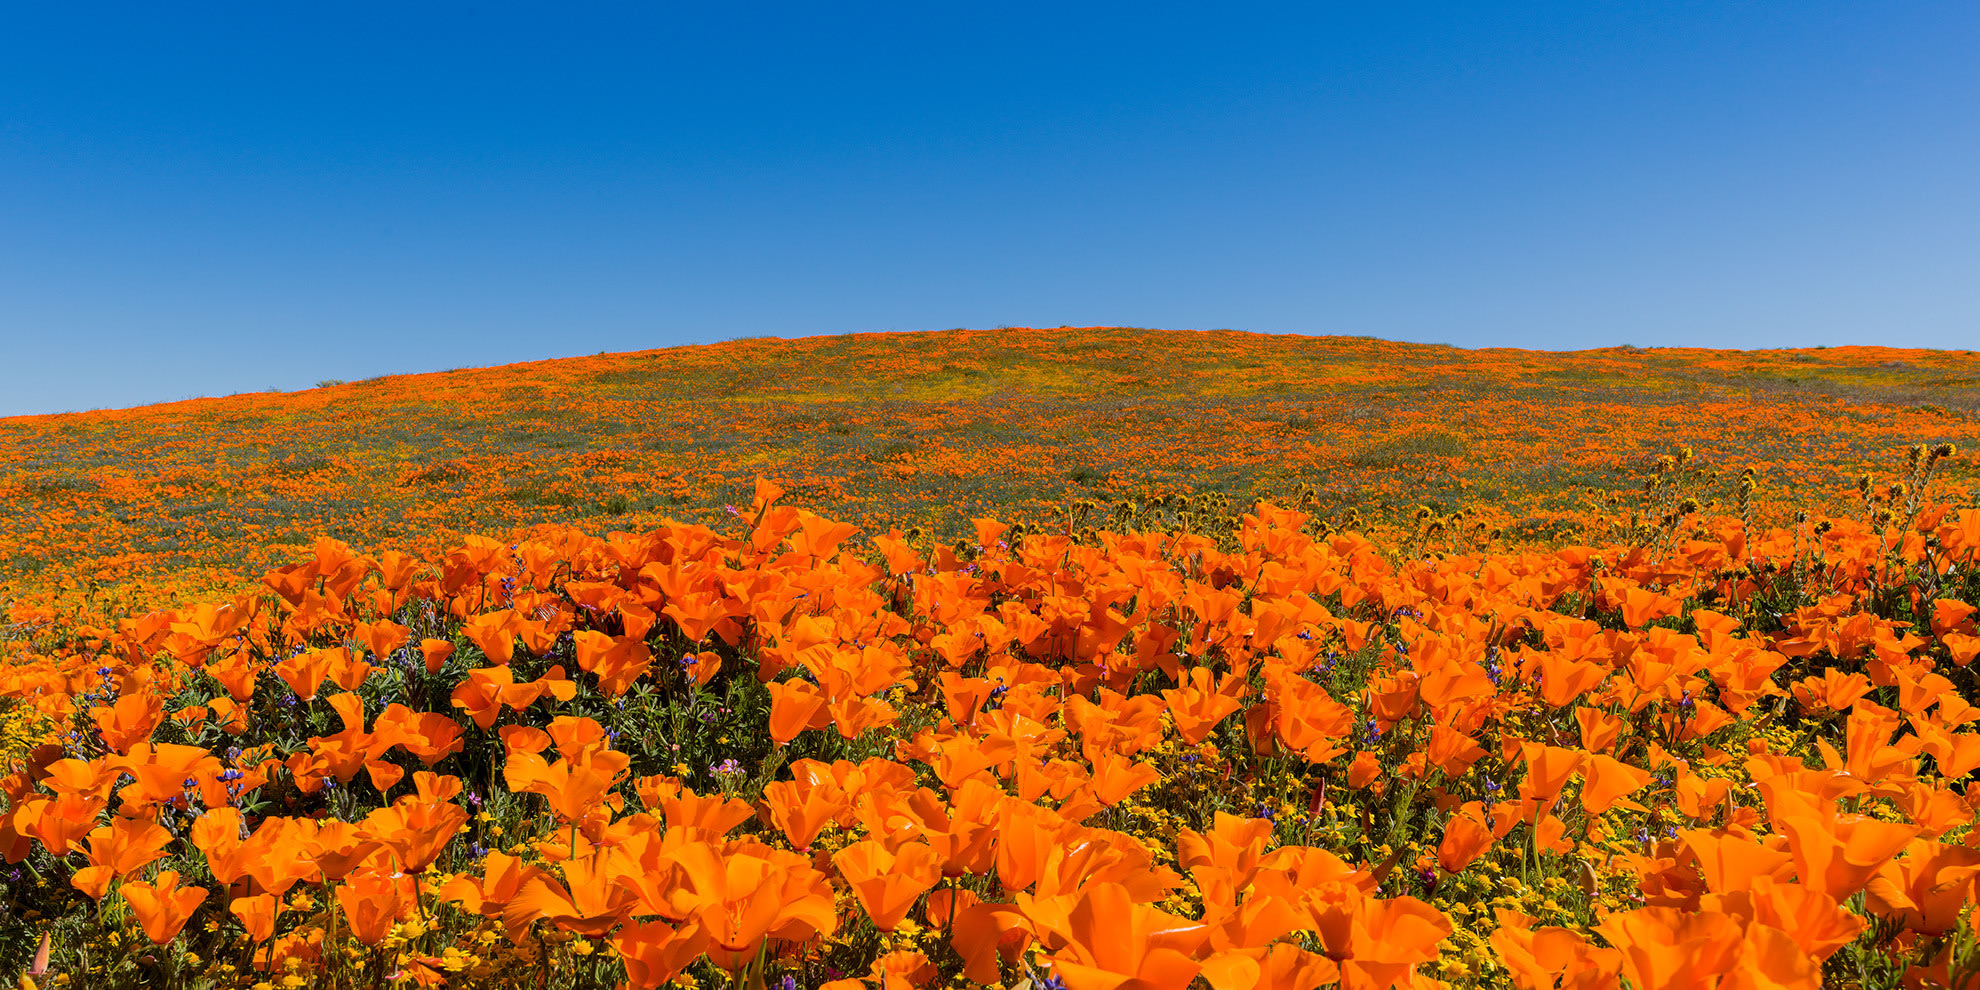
[2,329,1980,990]
[4,328,1978,608]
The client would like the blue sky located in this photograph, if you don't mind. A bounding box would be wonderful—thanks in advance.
[2,2,1976,416]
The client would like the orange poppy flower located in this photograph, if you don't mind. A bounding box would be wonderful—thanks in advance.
[505,850,641,936]
[297,817,374,882]
[1437,802,1494,875]
[636,775,756,835]
[119,870,207,944]
[71,817,173,902]
[1425,724,1488,777]
[1088,750,1161,806]
[370,703,466,766]
[236,818,326,897]
[207,696,249,734]
[1533,652,1609,709]
[326,647,374,692]
[274,649,338,702]
[208,648,263,702]
[303,691,388,788]
[461,609,521,665]
[503,746,631,829]
[1345,752,1383,790]
[1595,905,1813,990]
[1178,813,1275,888]
[572,629,653,697]
[437,850,547,941]
[418,638,455,674]
[360,779,468,872]
[763,775,849,851]
[930,731,1018,788]
[1162,666,1247,745]
[1580,754,1653,815]
[1030,881,1207,990]
[1621,585,1681,630]
[1774,807,1918,900]
[950,897,1034,984]
[1575,707,1626,752]
[1201,943,1340,990]
[686,650,722,686]
[1862,838,1980,936]
[191,806,255,885]
[922,778,1000,878]
[834,839,941,931]
[1516,744,1584,819]
[767,678,830,744]
[1307,887,1452,990]
[230,892,279,943]
[868,949,941,990]
[662,839,839,972]
[664,592,744,646]
[112,742,226,812]
[20,793,104,858]
[614,919,709,989]
[450,663,577,729]
[1790,668,1874,715]
[1487,909,1622,990]
[336,867,414,945]
[1263,670,1355,763]
[90,692,164,754]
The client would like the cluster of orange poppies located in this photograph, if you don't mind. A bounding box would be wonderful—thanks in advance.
[3,476,1980,989]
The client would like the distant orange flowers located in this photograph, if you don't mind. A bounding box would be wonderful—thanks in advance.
[3,329,1975,613]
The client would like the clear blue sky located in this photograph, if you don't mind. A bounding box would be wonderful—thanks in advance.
[2,3,1976,416]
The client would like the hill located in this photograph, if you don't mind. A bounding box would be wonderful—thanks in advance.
[3,327,1977,603]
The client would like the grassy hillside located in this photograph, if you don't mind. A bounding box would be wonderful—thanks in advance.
[3,327,1977,604]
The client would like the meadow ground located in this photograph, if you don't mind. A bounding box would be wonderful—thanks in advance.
[1,329,1979,990]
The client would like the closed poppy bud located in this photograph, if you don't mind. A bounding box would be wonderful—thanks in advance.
[1244,703,1278,758]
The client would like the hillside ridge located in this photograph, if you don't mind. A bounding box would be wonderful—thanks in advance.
[1,326,1976,601]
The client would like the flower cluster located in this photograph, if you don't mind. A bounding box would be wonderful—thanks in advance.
[0,465,1979,989]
